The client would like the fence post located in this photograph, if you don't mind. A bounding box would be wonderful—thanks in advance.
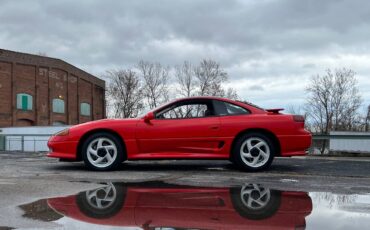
[0,135,5,151]
[21,136,24,152]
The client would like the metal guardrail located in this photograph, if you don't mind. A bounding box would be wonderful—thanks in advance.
[0,133,369,152]
[312,134,370,140]
[0,134,51,152]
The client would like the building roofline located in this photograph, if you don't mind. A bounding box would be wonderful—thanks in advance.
[0,48,105,88]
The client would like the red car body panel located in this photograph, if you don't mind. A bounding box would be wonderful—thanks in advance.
[47,184,312,229]
[47,97,311,161]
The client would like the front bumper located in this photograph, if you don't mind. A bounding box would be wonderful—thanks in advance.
[47,138,79,160]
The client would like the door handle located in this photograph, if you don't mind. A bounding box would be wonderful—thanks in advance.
[209,126,219,130]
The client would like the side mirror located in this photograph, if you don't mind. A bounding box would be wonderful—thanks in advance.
[144,112,154,123]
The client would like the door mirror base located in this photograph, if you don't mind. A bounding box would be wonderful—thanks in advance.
[143,112,154,123]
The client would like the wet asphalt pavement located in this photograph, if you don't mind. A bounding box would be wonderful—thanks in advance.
[0,152,370,229]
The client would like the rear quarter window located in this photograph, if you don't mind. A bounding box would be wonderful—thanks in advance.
[225,102,249,115]
[214,100,250,116]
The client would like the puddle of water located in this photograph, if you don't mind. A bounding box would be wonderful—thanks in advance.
[19,182,370,230]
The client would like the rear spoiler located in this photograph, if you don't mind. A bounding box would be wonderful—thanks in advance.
[266,108,284,114]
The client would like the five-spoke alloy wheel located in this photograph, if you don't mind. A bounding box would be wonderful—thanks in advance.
[240,184,271,210]
[230,183,281,220]
[77,182,126,218]
[232,132,275,171]
[82,132,124,171]
[85,182,117,210]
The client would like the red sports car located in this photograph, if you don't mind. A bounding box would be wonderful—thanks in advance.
[47,182,312,229]
[47,96,311,171]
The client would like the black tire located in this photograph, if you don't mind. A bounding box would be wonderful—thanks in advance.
[81,132,125,171]
[76,183,126,219]
[230,184,281,220]
[232,132,275,172]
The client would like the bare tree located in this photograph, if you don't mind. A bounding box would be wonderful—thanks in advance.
[175,59,240,100]
[223,87,239,100]
[194,59,228,97]
[106,69,143,118]
[365,106,370,132]
[175,61,196,98]
[287,105,302,115]
[138,60,170,109]
[305,68,362,153]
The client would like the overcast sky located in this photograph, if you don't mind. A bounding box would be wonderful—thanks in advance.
[1,0,369,110]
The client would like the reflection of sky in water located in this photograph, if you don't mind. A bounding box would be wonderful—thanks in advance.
[307,192,370,230]
[55,218,142,230]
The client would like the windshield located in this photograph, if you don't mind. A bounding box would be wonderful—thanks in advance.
[136,99,177,118]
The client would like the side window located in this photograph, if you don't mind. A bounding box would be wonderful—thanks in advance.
[225,102,249,115]
[80,103,91,116]
[16,93,33,111]
[157,102,213,119]
[52,99,65,114]
[214,100,249,116]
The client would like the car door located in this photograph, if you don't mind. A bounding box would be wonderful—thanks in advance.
[134,188,222,229]
[135,99,222,157]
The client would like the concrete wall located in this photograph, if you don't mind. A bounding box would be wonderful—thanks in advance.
[0,126,70,152]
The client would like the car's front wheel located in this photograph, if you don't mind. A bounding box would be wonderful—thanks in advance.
[232,132,275,171]
[77,182,126,218]
[81,132,124,171]
[230,184,281,220]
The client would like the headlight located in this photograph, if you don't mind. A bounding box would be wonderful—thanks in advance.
[54,128,69,136]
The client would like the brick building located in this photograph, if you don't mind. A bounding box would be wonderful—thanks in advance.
[0,49,105,127]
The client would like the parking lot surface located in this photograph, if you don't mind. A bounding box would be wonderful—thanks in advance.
[0,152,370,229]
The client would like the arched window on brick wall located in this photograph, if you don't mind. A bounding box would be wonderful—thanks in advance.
[80,103,91,116]
[16,93,33,111]
[52,98,65,114]
[52,121,66,126]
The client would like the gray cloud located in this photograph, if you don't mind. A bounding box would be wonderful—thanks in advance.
[0,0,369,108]
[248,85,264,91]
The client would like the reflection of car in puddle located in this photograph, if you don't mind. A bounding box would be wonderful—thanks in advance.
[41,182,312,229]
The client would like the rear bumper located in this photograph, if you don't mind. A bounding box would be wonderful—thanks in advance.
[47,140,78,160]
[278,133,312,157]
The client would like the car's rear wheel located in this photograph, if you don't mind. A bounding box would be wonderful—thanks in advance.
[82,132,124,171]
[232,132,275,171]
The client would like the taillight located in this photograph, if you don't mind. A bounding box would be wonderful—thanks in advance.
[293,115,305,122]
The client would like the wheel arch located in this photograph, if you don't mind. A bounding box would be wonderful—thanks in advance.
[231,128,281,158]
[76,128,127,161]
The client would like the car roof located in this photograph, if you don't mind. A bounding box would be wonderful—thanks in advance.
[174,96,235,103]
[171,96,266,114]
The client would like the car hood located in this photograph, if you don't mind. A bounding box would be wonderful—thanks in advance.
[64,118,141,139]
[72,118,139,128]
